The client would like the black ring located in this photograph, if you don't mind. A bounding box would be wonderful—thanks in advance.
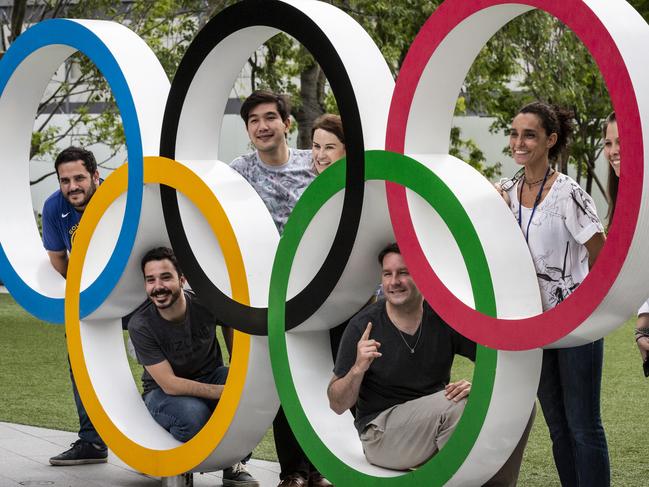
[160,0,365,335]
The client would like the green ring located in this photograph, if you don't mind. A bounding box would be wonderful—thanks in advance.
[268,150,498,485]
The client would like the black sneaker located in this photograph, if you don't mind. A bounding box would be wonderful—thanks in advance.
[222,462,260,486]
[49,439,108,466]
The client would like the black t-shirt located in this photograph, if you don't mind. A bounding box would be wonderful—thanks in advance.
[128,291,224,395]
[333,300,476,433]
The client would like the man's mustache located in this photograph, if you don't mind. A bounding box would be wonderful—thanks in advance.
[151,289,171,297]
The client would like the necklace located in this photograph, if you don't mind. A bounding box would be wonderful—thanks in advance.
[518,166,552,243]
[525,169,554,188]
[396,322,423,354]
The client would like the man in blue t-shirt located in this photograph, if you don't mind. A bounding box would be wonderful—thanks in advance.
[42,147,108,466]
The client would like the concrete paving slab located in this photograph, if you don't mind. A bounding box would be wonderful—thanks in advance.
[0,422,282,487]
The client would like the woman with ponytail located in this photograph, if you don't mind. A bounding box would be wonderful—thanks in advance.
[501,101,609,486]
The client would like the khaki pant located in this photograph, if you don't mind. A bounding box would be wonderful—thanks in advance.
[360,391,535,486]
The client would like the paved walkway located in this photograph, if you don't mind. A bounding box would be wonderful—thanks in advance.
[0,422,281,486]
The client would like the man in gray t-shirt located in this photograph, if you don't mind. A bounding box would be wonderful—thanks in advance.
[128,247,259,486]
[231,91,329,487]
[230,90,315,235]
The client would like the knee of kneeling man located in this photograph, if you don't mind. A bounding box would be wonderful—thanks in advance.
[446,397,468,418]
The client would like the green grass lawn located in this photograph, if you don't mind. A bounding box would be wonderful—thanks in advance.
[0,292,647,485]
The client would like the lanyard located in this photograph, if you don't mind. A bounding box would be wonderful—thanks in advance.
[518,166,551,243]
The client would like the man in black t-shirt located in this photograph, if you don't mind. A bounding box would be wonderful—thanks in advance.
[328,243,530,485]
[128,247,259,487]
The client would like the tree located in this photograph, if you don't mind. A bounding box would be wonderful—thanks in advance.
[244,0,497,175]
[1,0,236,185]
[462,10,613,198]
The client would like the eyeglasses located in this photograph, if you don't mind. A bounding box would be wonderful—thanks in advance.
[498,168,525,192]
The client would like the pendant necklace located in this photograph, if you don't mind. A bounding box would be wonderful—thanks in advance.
[518,166,552,243]
[396,321,423,354]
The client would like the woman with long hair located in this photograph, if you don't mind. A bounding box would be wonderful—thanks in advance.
[603,112,649,372]
[502,101,609,486]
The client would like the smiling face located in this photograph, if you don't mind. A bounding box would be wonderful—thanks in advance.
[246,102,290,156]
[312,128,346,174]
[604,121,620,178]
[144,258,186,311]
[57,160,99,212]
[509,113,557,169]
[381,252,422,309]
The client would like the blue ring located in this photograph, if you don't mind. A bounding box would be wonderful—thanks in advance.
[0,19,143,323]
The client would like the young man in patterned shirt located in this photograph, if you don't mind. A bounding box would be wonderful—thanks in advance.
[231,91,330,487]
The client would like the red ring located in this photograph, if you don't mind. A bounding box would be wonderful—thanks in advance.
[386,0,643,350]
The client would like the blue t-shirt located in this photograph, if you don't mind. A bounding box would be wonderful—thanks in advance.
[41,190,81,252]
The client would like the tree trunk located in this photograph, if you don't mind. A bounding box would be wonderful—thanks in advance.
[10,0,27,43]
[586,157,594,194]
[294,60,325,149]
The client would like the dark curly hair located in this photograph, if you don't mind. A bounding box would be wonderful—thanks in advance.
[518,101,574,161]
[240,90,291,125]
[140,247,183,276]
[54,146,97,178]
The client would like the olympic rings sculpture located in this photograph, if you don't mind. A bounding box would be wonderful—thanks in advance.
[0,0,647,485]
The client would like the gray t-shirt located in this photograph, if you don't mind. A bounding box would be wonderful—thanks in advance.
[128,291,224,395]
[230,148,314,233]
[333,300,476,434]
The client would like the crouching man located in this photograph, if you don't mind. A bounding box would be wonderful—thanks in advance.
[128,247,258,486]
[327,243,531,486]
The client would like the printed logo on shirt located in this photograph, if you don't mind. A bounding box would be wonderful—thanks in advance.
[69,224,78,246]
[61,212,70,218]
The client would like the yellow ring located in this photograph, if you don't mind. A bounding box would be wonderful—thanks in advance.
[66,156,251,475]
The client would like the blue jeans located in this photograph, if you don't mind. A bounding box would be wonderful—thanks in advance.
[69,358,105,447]
[143,366,229,443]
[537,339,610,486]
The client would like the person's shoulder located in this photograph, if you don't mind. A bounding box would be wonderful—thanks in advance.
[290,149,314,168]
[184,290,217,321]
[230,151,258,170]
[554,173,594,202]
[42,189,66,214]
[349,300,385,329]
[128,300,157,333]
[554,173,580,193]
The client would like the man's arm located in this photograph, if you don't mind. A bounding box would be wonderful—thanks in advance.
[145,360,224,400]
[222,325,233,357]
[327,322,381,415]
[47,250,68,278]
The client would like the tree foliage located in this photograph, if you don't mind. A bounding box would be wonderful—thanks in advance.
[463,10,613,196]
[6,1,649,187]
[1,0,236,184]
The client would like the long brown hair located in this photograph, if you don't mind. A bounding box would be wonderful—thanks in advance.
[603,112,618,226]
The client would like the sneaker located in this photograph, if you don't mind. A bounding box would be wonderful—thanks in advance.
[49,439,108,466]
[223,462,260,486]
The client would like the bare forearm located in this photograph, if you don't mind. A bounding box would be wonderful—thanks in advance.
[162,377,224,400]
[328,367,365,414]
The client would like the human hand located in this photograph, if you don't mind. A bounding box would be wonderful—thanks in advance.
[494,182,511,206]
[445,379,471,402]
[353,322,381,374]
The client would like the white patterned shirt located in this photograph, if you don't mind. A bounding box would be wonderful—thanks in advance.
[506,173,604,311]
[230,149,314,233]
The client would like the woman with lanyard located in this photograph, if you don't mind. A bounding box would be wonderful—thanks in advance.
[602,112,649,374]
[499,101,609,486]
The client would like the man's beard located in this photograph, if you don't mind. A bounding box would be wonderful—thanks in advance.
[150,287,182,310]
[66,180,97,209]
